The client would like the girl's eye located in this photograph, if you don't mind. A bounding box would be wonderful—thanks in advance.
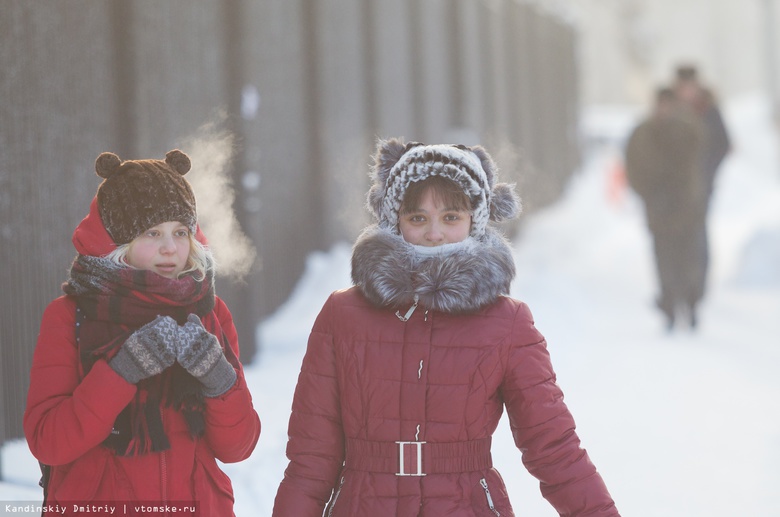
[146,230,160,237]
[175,229,189,238]
[409,215,426,223]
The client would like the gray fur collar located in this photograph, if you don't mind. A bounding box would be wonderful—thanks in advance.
[351,225,516,314]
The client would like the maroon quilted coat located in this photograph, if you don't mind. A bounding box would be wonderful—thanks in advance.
[24,198,260,515]
[273,226,619,516]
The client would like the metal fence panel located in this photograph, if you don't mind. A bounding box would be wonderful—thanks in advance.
[0,0,580,456]
[0,1,117,456]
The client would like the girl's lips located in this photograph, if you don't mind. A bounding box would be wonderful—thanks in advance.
[155,264,178,275]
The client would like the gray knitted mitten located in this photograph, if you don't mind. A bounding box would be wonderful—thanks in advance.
[109,315,178,384]
[177,314,237,397]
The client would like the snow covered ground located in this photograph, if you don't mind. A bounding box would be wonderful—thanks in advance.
[3,93,779,516]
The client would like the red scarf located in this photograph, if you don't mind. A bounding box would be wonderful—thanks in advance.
[63,254,237,456]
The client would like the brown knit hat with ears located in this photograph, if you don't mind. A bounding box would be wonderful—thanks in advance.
[95,149,197,245]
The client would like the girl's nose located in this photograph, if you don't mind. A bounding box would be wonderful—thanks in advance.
[160,235,176,254]
[424,222,444,243]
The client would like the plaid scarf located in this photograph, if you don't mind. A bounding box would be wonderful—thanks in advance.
[63,255,232,456]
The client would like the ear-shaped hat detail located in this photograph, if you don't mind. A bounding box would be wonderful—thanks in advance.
[373,139,410,182]
[95,152,121,179]
[165,149,191,175]
[367,138,412,219]
[464,145,522,222]
[469,146,497,189]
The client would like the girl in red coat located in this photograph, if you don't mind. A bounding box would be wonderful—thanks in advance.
[273,139,619,516]
[24,150,260,515]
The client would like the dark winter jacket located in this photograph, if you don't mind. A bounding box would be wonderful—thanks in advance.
[625,111,705,231]
[273,225,618,516]
[24,199,260,515]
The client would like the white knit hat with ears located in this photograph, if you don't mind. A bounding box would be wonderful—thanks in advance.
[366,138,522,238]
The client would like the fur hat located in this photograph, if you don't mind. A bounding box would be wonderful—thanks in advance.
[94,149,197,245]
[366,138,521,238]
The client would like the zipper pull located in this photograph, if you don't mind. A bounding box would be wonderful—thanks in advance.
[327,476,346,517]
[395,294,419,322]
[480,478,501,516]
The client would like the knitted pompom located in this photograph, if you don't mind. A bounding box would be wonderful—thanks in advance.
[165,149,191,175]
[95,152,122,179]
[490,182,522,221]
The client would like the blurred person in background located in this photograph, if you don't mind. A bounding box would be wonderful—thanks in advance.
[673,64,732,210]
[673,64,732,312]
[625,87,706,330]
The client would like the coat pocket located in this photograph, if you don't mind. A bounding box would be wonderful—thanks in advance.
[469,471,513,517]
[51,447,127,502]
[479,478,501,516]
[325,475,346,517]
[193,455,235,513]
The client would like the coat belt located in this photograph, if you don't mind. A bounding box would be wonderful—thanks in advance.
[345,436,493,475]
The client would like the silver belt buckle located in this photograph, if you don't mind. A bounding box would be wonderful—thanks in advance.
[396,441,426,476]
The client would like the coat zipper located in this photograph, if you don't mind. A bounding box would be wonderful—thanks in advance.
[480,478,500,516]
[327,476,345,517]
[161,451,168,510]
[160,409,168,514]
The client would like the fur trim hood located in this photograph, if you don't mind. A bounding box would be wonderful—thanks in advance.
[351,224,516,313]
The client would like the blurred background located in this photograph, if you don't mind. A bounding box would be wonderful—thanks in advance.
[1,0,779,501]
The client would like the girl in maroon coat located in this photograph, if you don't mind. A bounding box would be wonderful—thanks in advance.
[24,150,260,515]
[273,139,619,516]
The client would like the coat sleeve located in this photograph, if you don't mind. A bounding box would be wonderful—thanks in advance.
[502,303,620,516]
[623,123,655,200]
[273,294,345,517]
[23,296,138,466]
[703,105,731,177]
[202,297,261,463]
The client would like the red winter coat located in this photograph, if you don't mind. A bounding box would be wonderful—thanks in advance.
[273,227,618,516]
[24,198,260,515]
[25,296,259,513]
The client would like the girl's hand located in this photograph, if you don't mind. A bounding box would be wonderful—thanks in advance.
[109,315,178,384]
[177,314,237,397]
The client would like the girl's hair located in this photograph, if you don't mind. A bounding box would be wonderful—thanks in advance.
[105,232,213,281]
[400,175,472,214]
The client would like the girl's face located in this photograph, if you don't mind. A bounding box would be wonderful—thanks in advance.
[399,188,472,246]
[125,221,191,279]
